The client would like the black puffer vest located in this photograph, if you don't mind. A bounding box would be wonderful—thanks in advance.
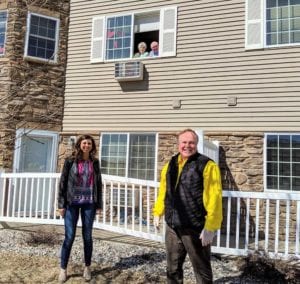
[164,152,211,232]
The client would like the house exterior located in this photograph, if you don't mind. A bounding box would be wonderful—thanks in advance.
[0,0,70,173]
[61,0,300,199]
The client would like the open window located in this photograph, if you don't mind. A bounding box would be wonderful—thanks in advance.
[91,6,177,62]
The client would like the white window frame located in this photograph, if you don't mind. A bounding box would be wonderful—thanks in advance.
[246,0,300,49]
[264,132,300,192]
[0,10,8,56]
[91,6,177,63]
[13,129,59,173]
[100,132,158,182]
[24,12,60,63]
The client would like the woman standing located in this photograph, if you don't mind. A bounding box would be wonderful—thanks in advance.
[57,135,102,283]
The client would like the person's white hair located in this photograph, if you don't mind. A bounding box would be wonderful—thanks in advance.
[138,42,147,49]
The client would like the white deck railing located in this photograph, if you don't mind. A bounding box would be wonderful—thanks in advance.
[0,172,299,259]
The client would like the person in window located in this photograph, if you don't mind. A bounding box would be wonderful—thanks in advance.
[149,41,159,57]
[58,134,102,283]
[134,41,149,58]
[153,128,223,284]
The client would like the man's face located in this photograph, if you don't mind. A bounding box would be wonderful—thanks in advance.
[178,131,197,159]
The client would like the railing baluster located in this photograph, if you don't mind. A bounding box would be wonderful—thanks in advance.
[226,197,231,248]
[0,177,7,217]
[275,199,280,254]
[265,199,270,252]
[29,178,33,218]
[245,198,250,251]
[139,185,142,232]
[24,178,28,218]
[110,181,113,226]
[131,184,135,231]
[41,178,46,219]
[35,178,40,218]
[7,178,11,217]
[53,177,59,219]
[17,178,22,218]
[146,185,150,233]
[117,182,120,227]
[255,199,260,250]
[124,183,128,229]
[296,201,300,256]
[102,181,107,224]
[236,197,240,249]
[47,178,52,219]
[285,199,290,256]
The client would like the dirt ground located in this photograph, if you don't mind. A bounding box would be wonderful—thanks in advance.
[0,251,166,284]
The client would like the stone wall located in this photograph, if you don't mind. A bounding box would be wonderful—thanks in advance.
[0,0,70,170]
[206,132,264,192]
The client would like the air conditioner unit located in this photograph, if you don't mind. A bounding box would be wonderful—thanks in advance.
[114,61,144,81]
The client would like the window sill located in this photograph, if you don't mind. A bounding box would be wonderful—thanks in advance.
[23,55,58,65]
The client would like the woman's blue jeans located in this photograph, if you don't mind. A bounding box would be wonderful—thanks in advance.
[60,204,96,269]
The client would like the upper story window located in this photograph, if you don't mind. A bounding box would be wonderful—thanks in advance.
[91,7,177,62]
[245,0,300,49]
[0,11,7,56]
[265,133,300,192]
[24,12,60,63]
[100,133,157,181]
[266,0,300,46]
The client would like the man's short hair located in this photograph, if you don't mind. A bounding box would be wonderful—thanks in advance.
[178,128,199,144]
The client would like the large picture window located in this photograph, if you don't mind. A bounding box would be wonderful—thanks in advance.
[0,11,7,55]
[245,0,300,49]
[24,12,59,62]
[100,133,157,181]
[91,7,177,62]
[265,133,300,191]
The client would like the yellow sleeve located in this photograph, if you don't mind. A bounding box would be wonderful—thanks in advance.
[203,160,223,231]
[152,162,169,217]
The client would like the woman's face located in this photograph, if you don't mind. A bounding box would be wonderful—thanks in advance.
[138,45,146,54]
[80,139,93,154]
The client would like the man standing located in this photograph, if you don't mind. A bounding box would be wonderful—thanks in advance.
[153,129,222,283]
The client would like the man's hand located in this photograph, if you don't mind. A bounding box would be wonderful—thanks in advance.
[58,209,65,218]
[153,216,160,229]
[199,229,215,246]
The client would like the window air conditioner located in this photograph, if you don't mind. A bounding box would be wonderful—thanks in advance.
[114,61,144,81]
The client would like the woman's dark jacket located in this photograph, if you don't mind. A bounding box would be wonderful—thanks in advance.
[58,157,102,209]
[165,152,210,233]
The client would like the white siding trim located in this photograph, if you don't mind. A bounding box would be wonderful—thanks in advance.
[245,0,264,50]
[90,16,105,63]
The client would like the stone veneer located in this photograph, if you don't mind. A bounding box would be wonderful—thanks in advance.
[0,0,70,171]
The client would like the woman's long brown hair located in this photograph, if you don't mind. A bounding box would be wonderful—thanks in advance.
[71,134,97,161]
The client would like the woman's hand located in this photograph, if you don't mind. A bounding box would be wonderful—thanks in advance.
[96,209,102,215]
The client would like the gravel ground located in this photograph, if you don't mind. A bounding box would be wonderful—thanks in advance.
[0,224,298,283]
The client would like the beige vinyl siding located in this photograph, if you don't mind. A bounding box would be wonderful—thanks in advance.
[63,0,300,132]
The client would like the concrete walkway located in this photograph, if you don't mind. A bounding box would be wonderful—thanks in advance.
[0,221,164,249]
